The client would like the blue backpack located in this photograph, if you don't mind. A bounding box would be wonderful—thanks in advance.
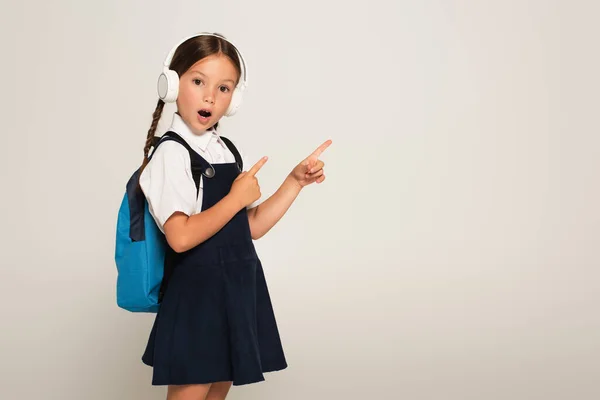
[115,131,242,312]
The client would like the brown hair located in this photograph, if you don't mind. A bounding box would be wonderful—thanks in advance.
[139,33,242,174]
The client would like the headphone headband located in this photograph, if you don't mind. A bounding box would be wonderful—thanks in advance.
[162,32,248,88]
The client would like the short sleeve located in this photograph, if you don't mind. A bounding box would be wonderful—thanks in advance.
[139,142,198,230]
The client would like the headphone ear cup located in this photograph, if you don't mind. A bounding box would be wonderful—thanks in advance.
[157,69,180,103]
[224,87,243,117]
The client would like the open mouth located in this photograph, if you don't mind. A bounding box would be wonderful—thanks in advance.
[198,109,212,118]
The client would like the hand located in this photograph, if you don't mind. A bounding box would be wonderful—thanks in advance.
[289,140,332,188]
[229,156,268,208]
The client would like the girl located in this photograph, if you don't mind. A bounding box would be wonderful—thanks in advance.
[137,32,331,400]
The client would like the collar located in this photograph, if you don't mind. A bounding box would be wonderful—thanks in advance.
[169,112,223,152]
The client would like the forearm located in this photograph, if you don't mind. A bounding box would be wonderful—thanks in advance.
[248,174,302,239]
[164,194,242,253]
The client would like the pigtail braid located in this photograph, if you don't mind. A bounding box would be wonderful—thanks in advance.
[139,99,165,175]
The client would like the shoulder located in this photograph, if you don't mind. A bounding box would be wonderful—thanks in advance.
[228,137,252,170]
[139,140,192,184]
[152,139,190,160]
[145,140,192,170]
[218,134,240,150]
[219,135,247,159]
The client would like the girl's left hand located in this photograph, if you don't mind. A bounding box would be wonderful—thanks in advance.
[289,140,332,188]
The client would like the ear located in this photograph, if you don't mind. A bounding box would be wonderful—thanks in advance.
[158,69,180,103]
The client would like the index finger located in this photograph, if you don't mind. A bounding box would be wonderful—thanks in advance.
[312,139,332,157]
[247,156,268,176]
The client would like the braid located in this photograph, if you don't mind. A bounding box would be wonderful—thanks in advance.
[140,99,165,174]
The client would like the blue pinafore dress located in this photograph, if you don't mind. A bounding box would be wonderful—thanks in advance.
[141,133,287,386]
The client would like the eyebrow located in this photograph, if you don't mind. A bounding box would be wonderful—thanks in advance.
[190,70,236,84]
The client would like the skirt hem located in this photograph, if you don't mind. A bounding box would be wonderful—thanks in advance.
[143,361,288,386]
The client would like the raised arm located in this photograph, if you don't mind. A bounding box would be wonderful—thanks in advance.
[247,140,331,239]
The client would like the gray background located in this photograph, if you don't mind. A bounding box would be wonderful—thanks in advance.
[1,0,599,399]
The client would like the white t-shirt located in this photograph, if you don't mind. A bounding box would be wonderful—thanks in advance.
[139,113,258,233]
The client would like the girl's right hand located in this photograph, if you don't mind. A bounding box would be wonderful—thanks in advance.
[229,156,268,208]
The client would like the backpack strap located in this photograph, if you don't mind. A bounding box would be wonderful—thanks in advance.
[220,136,243,172]
[149,132,243,188]
[150,131,213,197]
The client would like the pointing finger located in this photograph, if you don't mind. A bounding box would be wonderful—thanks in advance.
[311,139,332,158]
[247,156,268,176]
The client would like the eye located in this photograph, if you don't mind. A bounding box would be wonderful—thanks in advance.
[193,79,203,86]
[219,86,231,93]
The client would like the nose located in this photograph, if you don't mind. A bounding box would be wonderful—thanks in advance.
[204,90,215,104]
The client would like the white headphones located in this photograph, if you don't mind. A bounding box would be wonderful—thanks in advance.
[157,32,248,117]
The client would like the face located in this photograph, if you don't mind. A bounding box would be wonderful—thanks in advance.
[176,53,240,134]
